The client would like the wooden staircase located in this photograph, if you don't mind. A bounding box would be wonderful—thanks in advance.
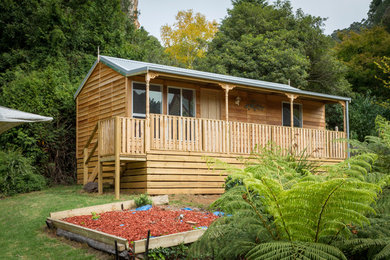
[87,161,127,187]
[83,120,130,198]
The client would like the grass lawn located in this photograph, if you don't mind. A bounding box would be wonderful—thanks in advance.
[0,185,137,260]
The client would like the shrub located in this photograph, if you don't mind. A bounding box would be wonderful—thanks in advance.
[0,150,46,197]
[148,244,188,260]
[134,193,153,207]
[223,143,317,191]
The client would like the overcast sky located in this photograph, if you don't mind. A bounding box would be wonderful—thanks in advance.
[138,0,371,43]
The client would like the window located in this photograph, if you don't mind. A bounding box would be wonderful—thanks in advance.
[168,87,195,117]
[282,102,302,127]
[132,82,162,118]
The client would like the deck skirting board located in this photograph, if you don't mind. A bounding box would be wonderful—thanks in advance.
[77,151,344,194]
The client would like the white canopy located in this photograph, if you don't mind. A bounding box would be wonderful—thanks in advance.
[0,106,53,134]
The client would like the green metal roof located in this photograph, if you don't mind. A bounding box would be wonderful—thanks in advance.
[74,56,351,102]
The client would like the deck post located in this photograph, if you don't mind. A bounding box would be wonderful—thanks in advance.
[145,72,159,153]
[83,147,88,185]
[340,100,349,158]
[219,84,235,154]
[114,116,121,200]
[286,94,298,152]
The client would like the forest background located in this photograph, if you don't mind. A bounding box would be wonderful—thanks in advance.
[1,0,389,185]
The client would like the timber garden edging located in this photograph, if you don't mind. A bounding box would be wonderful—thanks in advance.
[46,195,207,256]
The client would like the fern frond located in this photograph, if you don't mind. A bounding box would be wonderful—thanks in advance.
[342,237,390,258]
[374,243,390,260]
[280,178,379,242]
[246,241,347,260]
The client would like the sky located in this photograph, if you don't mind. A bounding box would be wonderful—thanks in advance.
[138,0,371,43]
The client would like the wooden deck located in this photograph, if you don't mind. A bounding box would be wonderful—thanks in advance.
[99,114,346,159]
[82,114,346,198]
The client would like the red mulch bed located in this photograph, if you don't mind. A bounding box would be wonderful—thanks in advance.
[63,206,219,242]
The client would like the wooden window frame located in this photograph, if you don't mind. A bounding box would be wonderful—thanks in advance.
[281,101,303,128]
[167,86,196,117]
[131,81,163,118]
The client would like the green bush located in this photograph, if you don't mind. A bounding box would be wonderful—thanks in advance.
[148,244,188,260]
[134,193,152,207]
[0,150,46,197]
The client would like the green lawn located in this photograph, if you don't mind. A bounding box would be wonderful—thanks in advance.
[0,185,137,259]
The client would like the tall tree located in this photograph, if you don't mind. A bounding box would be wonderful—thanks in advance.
[0,0,168,183]
[161,9,218,68]
[375,56,390,106]
[367,0,390,31]
[334,26,390,99]
[197,0,351,96]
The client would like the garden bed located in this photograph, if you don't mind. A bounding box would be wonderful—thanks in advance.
[63,206,218,242]
[47,195,219,257]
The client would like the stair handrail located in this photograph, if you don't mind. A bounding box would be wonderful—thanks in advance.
[83,122,99,185]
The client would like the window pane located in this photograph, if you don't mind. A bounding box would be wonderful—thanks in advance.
[182,89,195,117]
[133,83,162,116]
[282,103,290,126]
[293,104,302,127]
[150,85,162,114]
[133,83,145,115]
[168,88,181,116]
[282,103,302,127]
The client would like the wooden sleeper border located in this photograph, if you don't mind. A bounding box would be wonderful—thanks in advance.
[47,195,206,256]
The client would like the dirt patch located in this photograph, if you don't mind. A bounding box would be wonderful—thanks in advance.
[168,194,221,209]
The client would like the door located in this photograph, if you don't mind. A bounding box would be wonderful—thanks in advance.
[201,90,221,119]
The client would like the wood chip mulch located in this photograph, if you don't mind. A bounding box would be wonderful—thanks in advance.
[63,206,219,242]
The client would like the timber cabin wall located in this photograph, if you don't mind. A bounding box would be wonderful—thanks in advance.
[76,63,127,184]
[124,75,326,128]
[77,61,329,193]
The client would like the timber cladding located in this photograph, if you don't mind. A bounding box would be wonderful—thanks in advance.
[76,63,126,183]
[76,61,338,192]
[120,151,233,194]
[119,151,341,195]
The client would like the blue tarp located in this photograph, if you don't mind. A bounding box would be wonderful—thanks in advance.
[213,211,232,217]
[135,205,152,211]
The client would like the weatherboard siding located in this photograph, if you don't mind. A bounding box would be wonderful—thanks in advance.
[76,61,335,188]
[76,63,126,183]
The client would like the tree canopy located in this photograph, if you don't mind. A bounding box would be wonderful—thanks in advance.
[0,0,168,183]
[196,0,351,96]
[334,26,390,98]
[161,9,218,68]
[367,0,390,31]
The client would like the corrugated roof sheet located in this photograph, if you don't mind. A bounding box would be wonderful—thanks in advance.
[74,56,351,102]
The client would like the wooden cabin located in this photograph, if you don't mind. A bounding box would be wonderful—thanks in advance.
[75,56,350,199]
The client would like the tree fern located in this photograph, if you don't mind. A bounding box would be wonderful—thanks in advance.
[190,144,381,259]
[338,187,390,259]
[246,241,347,260]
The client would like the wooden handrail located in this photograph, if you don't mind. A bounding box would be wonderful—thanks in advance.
[85,141,98,164]
[84,123,99,149]
[83,122,99,185]
[147,113,346,159]
[96,115,346,163]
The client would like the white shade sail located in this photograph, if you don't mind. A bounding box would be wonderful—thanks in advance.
[0,106,53,134]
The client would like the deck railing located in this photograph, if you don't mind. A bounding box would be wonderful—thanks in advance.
[99,115,346,159]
